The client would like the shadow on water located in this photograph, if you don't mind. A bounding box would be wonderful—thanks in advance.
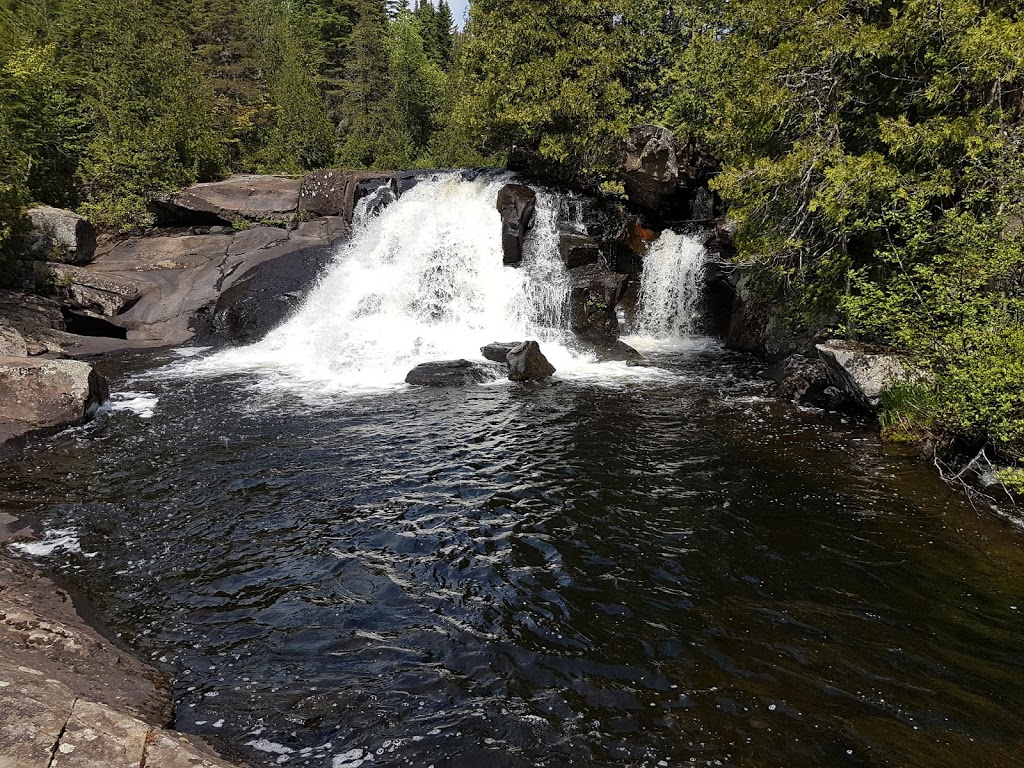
[2,344,1024,768]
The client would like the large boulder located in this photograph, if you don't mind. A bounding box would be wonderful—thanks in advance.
[26,207,97,265]
[568,263,628,345]
[150,174,302,225]
[405,359,499,386]
[620,125,679,210]
[481,341,521,364]
[0,357,109,443]
[507,341,556,382]
[816,340,909,411]
[496,184,537,265]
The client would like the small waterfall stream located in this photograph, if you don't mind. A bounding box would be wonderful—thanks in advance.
[634,230,708,338]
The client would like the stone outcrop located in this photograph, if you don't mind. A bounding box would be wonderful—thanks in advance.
[621,125,679,211]
[568,263,628,345]
[298,169,392,221]
[405,359,500,386]
[496,184,537,265]
[26,207,97,265]
[0,357,109,444]
[0,326,27,357]
[816,340,910,411]
[507,341,556,382]
[36,262,141,317]
[481,341,521,364]
[150,174,303,226]
[558,232,601,269]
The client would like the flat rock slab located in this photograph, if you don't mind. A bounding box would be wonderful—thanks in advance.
[152,175,301,225]
[406,359,502,386]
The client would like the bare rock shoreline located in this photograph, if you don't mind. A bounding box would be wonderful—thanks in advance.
[0,517,243,767]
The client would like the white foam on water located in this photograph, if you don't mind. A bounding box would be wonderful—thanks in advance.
[10,528,97,558]
[164,175,713,398]
[105,391,159,419]
[245,738,295,756]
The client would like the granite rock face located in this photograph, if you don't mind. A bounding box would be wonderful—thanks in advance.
[0,357,109,444]
[816,340,910,411]
[496,184,537,266]
[26,207,97,265]
[0,550,243,767]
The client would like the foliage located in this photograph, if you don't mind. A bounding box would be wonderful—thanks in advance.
[453,0,680,178]
[666,0,1024,458]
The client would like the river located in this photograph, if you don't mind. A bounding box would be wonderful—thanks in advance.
[2,175,1023,767]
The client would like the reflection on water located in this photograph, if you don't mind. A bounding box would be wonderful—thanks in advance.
[2,344,1024,768]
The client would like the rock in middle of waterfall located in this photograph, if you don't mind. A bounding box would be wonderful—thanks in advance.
[507,341,556,382]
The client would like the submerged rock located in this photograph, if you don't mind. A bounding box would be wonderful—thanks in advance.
[26,206,97,264]
[507,341,556,382]
[405,359,498,386]
[481,341,521,364]
[496,184,537,266]
[594,340,642,362]
[0,356,109,443]
[816,340,910,411]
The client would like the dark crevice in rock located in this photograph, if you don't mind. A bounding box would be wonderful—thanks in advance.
[61,309,128,339]
[46,698,76,768]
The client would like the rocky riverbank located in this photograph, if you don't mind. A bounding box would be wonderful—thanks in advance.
[0,517,244,767]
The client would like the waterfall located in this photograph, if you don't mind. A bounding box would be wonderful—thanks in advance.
[182,174,588,393]
[633,230,708,339]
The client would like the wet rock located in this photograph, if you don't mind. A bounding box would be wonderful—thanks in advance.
[496,184,537,266]
[26,206,97,265]
[481,341,521,364]
[816,340,910,411]
[150,174,302,226]
[771,354,850,410]
[620,125,679,210]
[36,262,140,317]
[199,245,333,345]
[594,340,642,362]
[568,264,628,345]
[405,359,498,386]
[0,357,109,443]
[558,232,601,269]
[507,341,556,382]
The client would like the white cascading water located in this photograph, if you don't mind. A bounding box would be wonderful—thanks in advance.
[172,174,707,395]
[632,230,708,339]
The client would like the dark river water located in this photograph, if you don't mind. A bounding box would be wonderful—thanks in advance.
[2,343,1024,768]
